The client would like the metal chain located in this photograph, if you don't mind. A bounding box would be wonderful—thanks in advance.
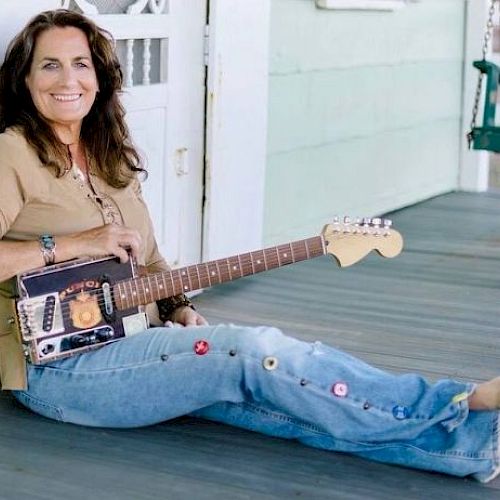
[468,0,498,147]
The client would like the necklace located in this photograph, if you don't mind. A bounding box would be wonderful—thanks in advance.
[66,144,122,225]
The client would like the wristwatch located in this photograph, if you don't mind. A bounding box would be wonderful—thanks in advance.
[39,234,56,265]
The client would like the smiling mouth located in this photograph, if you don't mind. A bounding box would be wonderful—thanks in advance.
[51,94,82,102]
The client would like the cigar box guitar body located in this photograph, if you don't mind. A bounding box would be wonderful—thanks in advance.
[15,217,403,364]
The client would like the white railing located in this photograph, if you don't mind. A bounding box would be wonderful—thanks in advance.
[60,0,168,87]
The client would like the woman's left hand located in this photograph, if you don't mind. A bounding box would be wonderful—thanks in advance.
[167,306,208,327]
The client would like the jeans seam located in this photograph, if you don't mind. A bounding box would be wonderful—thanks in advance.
[32,357,165,374]
[239,402,328,435]
[15,391,65,421]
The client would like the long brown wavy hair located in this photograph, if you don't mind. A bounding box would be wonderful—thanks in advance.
[0,9,145,187]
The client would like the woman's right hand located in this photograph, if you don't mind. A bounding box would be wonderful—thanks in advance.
[65,224,143,263]
[0,224,142,282]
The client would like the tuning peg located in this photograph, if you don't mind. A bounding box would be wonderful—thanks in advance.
[372,217,381,227]
[382,219,392,236]
[362,217,371,225]
[343,216,351,224]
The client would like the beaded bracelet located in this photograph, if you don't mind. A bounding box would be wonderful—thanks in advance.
[157,294,195,323]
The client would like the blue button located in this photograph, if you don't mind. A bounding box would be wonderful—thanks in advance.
[392,405,409,420]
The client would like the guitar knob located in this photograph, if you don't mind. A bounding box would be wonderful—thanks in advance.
[362,217,371,225]
[383,219,392,228]
[372,217,381,227]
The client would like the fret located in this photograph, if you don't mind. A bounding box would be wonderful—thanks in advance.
[189,265,200,290]
[169,271,176,296]
[227,256,242,279]
[249,251,256,275]
[195,265,202,289]
[224,258,232,281]
[159,273,167,298]
[116,283,125,309]
[291,240,304,262]
[304,239,310,259]
[207,261,220,285]
[114,235,328,311]
[136,278,145,304]
[264,248,275,270]
[277,244,293,266]
[130,280,139,307]
[205,263,212,287]
[251,249,266,274]
[240,252,253,276]
[175,269,187,294]
[144,276,152,301]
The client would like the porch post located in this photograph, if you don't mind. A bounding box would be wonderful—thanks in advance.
[203,0,271,260]
[460,0,491,191]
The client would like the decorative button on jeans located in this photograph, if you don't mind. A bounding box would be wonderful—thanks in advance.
[262,356,279,370]
[392,405,410,420]
[194,340,210,355]
[331,382,349,397]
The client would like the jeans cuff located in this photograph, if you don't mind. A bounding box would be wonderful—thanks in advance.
[441,383,475,433]
[473,411,500,483]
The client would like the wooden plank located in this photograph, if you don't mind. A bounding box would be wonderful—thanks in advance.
[0,192,499,498]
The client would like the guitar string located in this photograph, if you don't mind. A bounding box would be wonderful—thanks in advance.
[43,244,322,304]
[37,227,386,305]
[27,249,321,325]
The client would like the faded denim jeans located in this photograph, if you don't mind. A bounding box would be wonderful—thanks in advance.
[13,325,500,482]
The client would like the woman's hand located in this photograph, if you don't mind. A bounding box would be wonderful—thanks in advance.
[167,306,208,327]
[64,223,142,263]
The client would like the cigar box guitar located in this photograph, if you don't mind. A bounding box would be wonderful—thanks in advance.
[14,217,403,364]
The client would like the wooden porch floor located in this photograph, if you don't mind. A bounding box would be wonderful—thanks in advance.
[1,191,500,499]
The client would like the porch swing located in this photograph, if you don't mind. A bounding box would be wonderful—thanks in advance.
[468,0,500,152]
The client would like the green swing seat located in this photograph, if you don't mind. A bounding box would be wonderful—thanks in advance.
[470,59,500,153]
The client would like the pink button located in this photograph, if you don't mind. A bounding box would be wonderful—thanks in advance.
[194,340,210,355]
[331,382,348,397]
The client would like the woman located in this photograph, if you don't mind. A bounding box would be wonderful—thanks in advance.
[0,9,499,482]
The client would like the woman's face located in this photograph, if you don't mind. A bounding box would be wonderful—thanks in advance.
[25,26,99,136]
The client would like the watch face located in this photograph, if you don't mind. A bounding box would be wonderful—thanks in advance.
[40,235,55,250]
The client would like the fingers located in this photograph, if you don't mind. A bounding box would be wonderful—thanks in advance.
[166,307,208,327]
[75,224,143,261]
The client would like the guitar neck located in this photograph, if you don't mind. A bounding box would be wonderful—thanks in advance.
[114,236,326,310]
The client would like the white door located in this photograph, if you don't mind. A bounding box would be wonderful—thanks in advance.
[0,0,207,268]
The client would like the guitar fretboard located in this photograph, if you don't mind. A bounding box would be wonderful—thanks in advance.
[114,236,325,310]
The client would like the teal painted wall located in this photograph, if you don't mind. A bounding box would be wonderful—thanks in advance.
[264,0,465,244]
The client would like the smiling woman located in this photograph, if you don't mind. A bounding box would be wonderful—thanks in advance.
[0,9,500,485]
[24,27,99,146]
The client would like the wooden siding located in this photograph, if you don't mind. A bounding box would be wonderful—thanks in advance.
[265,0,466,245]
[0,191,499,498]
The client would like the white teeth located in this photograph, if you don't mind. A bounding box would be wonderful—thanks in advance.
[52,94,81,102]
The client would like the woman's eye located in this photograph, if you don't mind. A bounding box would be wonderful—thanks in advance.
[42,62,58,70]
[76,62,88,68]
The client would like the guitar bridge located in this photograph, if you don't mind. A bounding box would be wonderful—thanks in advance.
[17,293,65,341]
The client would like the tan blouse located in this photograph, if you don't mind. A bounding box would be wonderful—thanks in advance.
[0,127,169,390]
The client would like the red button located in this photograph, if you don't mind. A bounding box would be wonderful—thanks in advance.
[194,340,210,355]
[331,382,348,397]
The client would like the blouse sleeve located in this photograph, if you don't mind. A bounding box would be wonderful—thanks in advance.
[0,134,27,238]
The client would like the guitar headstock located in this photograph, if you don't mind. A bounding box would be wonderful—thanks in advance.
[322,216,403,267]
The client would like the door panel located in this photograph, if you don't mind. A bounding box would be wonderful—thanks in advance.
[0,0,207,267]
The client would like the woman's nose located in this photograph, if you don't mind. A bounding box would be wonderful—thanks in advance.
[59,65,77,85]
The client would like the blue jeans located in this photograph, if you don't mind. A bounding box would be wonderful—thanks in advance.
[12,325,500,482]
